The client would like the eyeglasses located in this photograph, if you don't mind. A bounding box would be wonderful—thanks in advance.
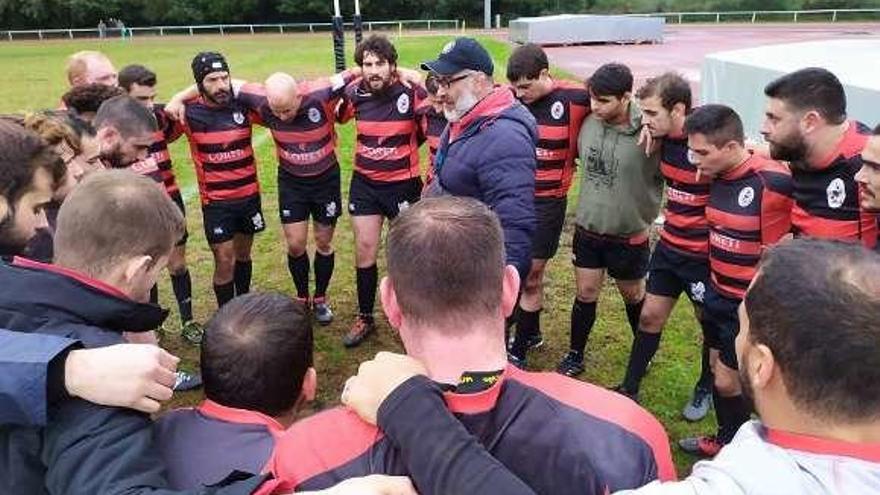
[435,72,474,89]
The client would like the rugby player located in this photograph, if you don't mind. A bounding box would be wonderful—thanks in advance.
[416,72,447,188]
[65,50,117,87]
[119,64,202,344]
[337,35,426,347]
[761,67,876,246]
[560,63,662,377]
[504,43,590,367]
[677,105,792,457]
[855,126,880,213]
[615,73,714,420]
[170,52,266,308]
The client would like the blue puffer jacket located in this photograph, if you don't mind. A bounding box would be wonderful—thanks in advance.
[427,87,538,279]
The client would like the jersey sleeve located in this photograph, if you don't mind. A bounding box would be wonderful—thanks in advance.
[335,81,359,124]
[236,83,267,112]
[759,170,794,246]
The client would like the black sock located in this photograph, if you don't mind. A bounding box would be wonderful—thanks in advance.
[233,260,252,295]
[313,251,335,299]
[149,284,159,305]
[287,253,310,299]
[569,299,597,360]
[510,308,540,358]
[622,330,661,393]
[624,297,644,337]
[170,270,194,323]
[356,264,378,320]
[697,342,714,391]
[714,390,750,444]
[213,281,235,307]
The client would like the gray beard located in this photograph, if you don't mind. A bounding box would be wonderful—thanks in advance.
[444,89,479,123]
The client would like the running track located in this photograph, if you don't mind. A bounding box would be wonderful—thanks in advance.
[530,23,880,101]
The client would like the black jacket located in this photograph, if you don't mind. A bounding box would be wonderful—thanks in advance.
[0,257,268,495]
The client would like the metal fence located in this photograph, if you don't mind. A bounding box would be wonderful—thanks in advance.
[1,19,460,42]
[624,8,880,24]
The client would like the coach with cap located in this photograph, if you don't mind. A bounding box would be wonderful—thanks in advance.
[422,37,537,280]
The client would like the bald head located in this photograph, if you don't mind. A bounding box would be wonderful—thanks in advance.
[66,51,117,87]
[264,72,301,121]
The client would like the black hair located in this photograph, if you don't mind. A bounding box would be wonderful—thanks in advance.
[93,95,158,137]
[201,292,314,417]
[118,64,157,91]
[684,104,744,147]
[506,43,549,82]
[587,63,633,98]
[764,68,846,125]
[746,239,880,423]
[354,34,398,67]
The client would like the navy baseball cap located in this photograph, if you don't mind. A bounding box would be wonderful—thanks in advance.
[421,37,494,76]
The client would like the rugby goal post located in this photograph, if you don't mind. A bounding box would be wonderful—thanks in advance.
[332,0,345,72]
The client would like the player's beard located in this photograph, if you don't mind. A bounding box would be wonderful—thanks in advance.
[444,87,479,123]
[737,353,757,416]
[206,86,232,106]
[366,73,391,93]
[768,131,808,167]
[101,142,133,169]
[0,210,31,257]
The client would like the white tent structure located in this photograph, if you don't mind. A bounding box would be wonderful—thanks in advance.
[701,39,880,140]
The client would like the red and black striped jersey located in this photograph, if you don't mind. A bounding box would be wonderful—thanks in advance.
[524,80,590,198]
[337,78,426,184]
[416,103,447,186]
[790,121,876,248]
[149,103,184,195]
[236,72,354,178]
[658,134,711,257]
[707,154,793,299]
[178,97,260,205]
[270,366,675,494]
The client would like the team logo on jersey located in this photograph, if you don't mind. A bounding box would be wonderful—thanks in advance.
[689,281,706,303]
[738,186,755,208]
[308,107,322,123]
[325,201,337,218]
[397,200,410,212]
[550,101,565,120]
[827,178,846,209]
[397,93,410,114]
[251,212,264,230]
[686,149,700,165]
[441,41,455,54]
[233,111,245,125]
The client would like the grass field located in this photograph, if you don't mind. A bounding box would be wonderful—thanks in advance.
[0,33,712,474]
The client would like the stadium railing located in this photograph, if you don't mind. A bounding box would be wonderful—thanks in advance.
[623,8,880,24]
[0,19,460,42]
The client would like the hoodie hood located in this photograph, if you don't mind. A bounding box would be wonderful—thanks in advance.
[0,258,168,346]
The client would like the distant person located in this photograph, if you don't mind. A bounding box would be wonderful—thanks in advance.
[65,50,117,87]
[97,19,106,39]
